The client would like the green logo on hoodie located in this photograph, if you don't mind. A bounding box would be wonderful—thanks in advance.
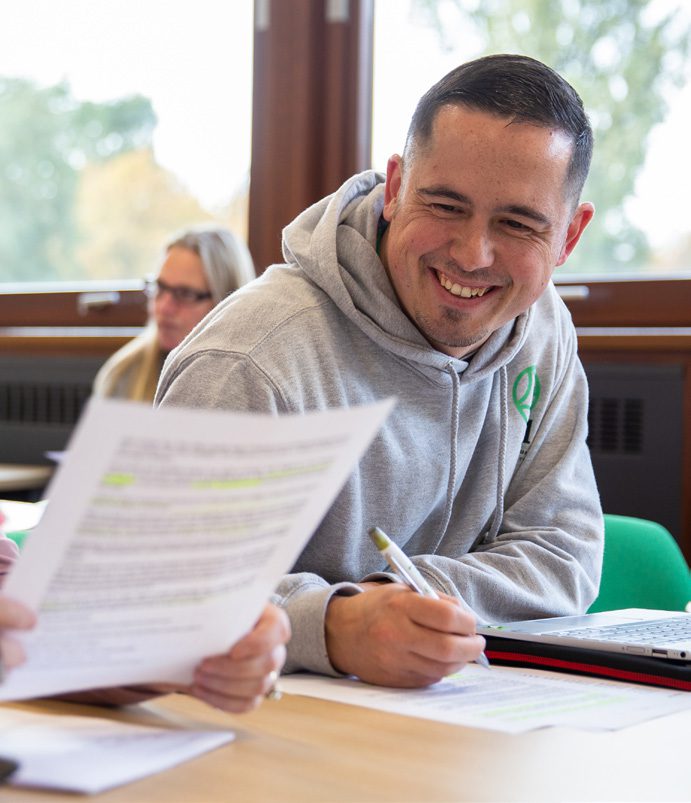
[512,365,541,423]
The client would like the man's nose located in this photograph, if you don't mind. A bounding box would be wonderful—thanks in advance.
[448,221,494,271]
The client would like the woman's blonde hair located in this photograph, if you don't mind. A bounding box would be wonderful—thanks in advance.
[93,226,256,402]
[166,227,255,304]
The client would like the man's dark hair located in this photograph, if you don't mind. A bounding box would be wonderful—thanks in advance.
[406,53,593,203]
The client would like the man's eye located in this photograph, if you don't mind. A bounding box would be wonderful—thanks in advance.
[431,203,459,213]
[504,219,532,232]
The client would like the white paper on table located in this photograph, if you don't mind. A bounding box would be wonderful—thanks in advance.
[0,707,233,794]
[0,396,394,701]
[0,499,48,534]
[280,663,691,733]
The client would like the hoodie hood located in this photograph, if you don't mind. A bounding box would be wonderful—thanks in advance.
[282,170,532,382]
[281,170,544,549]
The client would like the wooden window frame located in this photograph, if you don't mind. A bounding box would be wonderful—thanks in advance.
[1,1,689,556]
[1,1,688,330]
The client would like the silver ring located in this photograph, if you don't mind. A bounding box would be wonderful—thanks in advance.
[265,670,282,700]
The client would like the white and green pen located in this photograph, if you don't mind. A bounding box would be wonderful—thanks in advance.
[368,526,490,669]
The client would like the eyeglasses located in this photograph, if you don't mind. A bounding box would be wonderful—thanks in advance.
[144,278,213,306]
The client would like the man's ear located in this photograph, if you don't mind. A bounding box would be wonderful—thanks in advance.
[556,202,595,266]
[382,155,404,222]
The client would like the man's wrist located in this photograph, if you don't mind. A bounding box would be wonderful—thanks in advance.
[324,582,388,674]
[324,593,355,676]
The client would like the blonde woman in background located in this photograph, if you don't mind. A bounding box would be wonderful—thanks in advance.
[8,229,286,713]
[93,227,256,402]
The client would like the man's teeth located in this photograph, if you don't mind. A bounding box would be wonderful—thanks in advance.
[438,273,489,298]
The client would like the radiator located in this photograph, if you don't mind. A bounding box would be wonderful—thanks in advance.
[0,355,104,465]
[584,362,684,540]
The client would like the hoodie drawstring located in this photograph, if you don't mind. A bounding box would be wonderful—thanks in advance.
[486,365,508,541]
[430,363,462,554]
[432,363,509,554]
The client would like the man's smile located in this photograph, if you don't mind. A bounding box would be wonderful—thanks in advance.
[436,270,493,299]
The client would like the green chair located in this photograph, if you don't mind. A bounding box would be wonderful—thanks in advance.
[5,529,28,550]
[588,514,691,613]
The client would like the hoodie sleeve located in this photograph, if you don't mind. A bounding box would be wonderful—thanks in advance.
[408,330,604,624]
[157,350,363,676]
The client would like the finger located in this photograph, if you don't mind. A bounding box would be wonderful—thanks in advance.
[194,671,268,701]
[198,644,285,684]
[146,682,190,695]
[194,645,285,708]
[408,632,487,673]
[403,610,485,662]
[192,664,278,712]
[405,593,478,636]
[192,685,263,714]
[0,635,28,670]
[228,605,291,661]
[379,634,487,688]
[0,596,36,630]
[363,583,477,636]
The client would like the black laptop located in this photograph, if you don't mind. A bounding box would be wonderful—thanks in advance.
[478,608,691,690]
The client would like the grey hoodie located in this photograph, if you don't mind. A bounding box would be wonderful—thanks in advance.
[156,171,604,676]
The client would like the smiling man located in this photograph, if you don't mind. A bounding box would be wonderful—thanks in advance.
[156,54,604,688]
[381,104,592,357]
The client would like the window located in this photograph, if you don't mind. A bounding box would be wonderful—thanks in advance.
[372,0,691,278]
[0,0,253,286]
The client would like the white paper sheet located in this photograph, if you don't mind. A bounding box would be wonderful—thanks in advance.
[0,499,47,534]
[0,707,233,794]
[280,664,691,733]
[0,397,393,701]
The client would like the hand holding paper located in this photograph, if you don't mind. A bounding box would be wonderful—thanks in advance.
[191,602,290,712]
[0,594,36,678]
[0,396,393,702]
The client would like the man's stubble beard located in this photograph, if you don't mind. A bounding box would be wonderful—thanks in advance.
[413,306,490,353]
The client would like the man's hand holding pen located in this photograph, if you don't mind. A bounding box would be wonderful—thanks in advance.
[324,583,486,688]
[324,526,488,688]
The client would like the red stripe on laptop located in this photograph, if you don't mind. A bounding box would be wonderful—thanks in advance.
[486,650,691,691]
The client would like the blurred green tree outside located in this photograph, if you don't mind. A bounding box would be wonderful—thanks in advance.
[413,0,690,274]
[0,77,156,281]
[0,77,234,283]
[74,149,214,281]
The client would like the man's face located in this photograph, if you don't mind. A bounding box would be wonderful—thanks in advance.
[380,105,593,358]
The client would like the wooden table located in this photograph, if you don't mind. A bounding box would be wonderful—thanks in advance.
[1,690,689,802]
[0,465,53,494]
